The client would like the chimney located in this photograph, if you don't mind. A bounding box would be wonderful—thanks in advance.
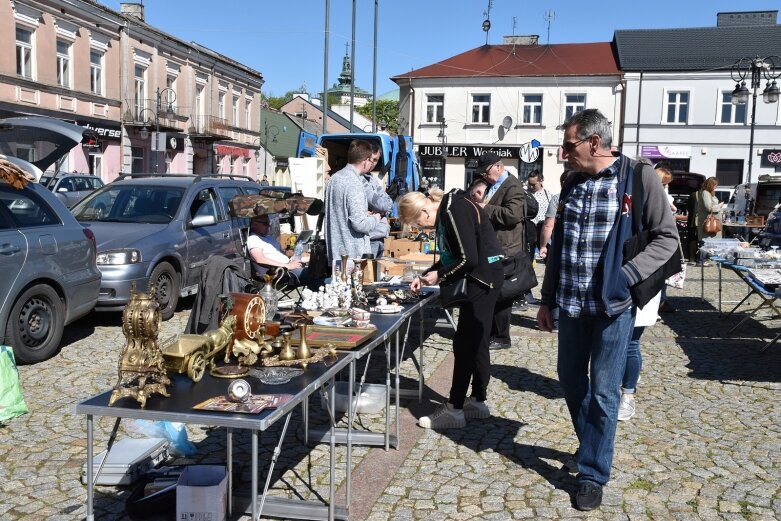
[717,11,777,27]
[120,3,145,22]
[503,35,539,46]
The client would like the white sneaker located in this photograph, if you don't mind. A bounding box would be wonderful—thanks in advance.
[462,397,490,419]
[617,394,636,421]
[418,403,466,429]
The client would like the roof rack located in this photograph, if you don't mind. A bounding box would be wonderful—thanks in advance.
[195,173,256,182]
[116,173,198,181]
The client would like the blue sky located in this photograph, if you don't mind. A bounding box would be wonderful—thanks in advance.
[101,1,778,98]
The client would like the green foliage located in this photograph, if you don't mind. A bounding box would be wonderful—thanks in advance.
[263,91,298,110]
[356,100,400,134]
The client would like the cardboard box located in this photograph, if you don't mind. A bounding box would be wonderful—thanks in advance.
[386,238,422,258]
[398,252,436,265]
[176,465,227,521]
[378,259,407,277]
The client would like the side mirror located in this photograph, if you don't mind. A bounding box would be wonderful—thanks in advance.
[191,215,216,227]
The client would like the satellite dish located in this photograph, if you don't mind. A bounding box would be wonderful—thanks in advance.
[495,115,513,143]
[502,116,513,130]
[482,19,491,32]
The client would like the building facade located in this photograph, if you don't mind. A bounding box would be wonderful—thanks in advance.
[392,39,623,192]
[1,0,263,182]
[615,11,781,189]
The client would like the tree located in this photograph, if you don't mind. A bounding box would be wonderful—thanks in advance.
[356,100,400,134]
[263,91,298,110]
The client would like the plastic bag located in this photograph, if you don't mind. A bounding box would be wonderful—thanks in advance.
[0,346,29,425]
[126,419,196,457]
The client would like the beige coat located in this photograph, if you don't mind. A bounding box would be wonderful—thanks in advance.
[696,189,722,239]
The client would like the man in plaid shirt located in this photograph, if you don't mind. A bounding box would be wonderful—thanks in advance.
[537,109,678,511]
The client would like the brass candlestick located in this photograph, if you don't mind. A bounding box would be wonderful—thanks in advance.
[278,331,295,361]
[340,254,349,283]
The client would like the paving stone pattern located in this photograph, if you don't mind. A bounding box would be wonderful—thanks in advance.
[2,264,780,520]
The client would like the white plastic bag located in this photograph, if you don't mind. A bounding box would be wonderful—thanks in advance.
[634,291,661,327]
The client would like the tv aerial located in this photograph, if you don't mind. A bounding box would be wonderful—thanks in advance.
[544,10,556,44]
[482,0,493,45]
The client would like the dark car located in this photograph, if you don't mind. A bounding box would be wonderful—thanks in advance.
[0,117,101,363]
[668,171,706,251]
[40,173,104,208]
[71,174,261,320]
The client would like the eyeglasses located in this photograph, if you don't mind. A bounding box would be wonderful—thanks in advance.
[482,163,499,175]
[560,136,592,153]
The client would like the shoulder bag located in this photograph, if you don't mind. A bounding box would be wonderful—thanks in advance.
[623,163,683,308]
[438,196,480,308]
[704,213,722,234]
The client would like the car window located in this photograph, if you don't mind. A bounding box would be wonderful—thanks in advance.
[190,188,220,221]
[217,186,243,218]
[73,185,184,223]
[0,186,59,228]
[87,178,103,190]
[59,178,74,191]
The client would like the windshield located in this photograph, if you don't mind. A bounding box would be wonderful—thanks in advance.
[72,185,184,224]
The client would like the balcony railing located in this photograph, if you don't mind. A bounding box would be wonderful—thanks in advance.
[189,114,231,138]
[122,99,231,138]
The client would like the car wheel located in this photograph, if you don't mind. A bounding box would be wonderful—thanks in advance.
[149,262,179,321]
[4,284,65,364]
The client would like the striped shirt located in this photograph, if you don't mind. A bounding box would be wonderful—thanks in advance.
[556,161,620,317]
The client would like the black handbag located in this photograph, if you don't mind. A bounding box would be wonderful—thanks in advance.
[498,253,537,302]
[307,213,330,280]
[623,163,683,308]
[439,276,469,308]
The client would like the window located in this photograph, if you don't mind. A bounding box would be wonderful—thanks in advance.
[131,146,144,173]
[16,27,33,79]
[230,156,237,174]
[564,94,586,119]
[56,40,70,87]
[425,94,444,123]
[245,100,251,128]
[90,51,103,95]
[471,94,490,124]
[195,85,204,116]
[165,76,176,108]
[232,96,239,125]
[218,92,225,119]
[720,92,747,124]
[522,94,543,125]
[134,65,146,119]
[242,158,249,177]
[716,159,743,186]
[666,91,689,124]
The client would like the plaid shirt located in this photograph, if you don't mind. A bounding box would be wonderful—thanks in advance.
[557,161,620,317]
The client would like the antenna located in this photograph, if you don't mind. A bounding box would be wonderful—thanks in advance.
[512,16,517,36]
[482,0,493,45]
[544,10,556,45]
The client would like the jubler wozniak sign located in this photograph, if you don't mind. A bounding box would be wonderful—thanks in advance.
[418,140,541,160]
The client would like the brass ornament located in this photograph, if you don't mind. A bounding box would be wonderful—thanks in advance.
[109,285,171,408]
[295,324,311,360]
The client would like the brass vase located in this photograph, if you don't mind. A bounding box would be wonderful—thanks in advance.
[296,324,311,360]
[340,254,349,283]
[278,331,295,361]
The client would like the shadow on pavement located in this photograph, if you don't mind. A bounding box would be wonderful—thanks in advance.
[491,363,564,400]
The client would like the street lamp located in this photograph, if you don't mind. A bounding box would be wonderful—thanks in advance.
[730,56,780,186]
[262,122,279,178]
[138,87,176,173]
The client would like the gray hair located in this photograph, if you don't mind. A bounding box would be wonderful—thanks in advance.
[561,109,612,149]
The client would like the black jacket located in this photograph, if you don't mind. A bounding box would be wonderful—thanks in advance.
[426,190,504,289]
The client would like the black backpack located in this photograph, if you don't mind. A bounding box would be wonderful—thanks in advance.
[523,190,539,251]
[524,189,539,219]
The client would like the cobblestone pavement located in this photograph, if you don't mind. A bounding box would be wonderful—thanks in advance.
[2,264,781,520]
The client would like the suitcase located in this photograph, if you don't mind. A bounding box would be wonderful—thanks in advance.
[81,437,169,486]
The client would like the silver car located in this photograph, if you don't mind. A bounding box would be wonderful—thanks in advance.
[40,173,104,208]
[0,118,101,363]
[72,174,260,320]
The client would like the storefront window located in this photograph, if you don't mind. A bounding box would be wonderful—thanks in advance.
[131,146,144,173]
[420,157,445,190]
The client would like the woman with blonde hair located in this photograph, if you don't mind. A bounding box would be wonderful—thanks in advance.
[398,188,504,429]
[695,176,723,266]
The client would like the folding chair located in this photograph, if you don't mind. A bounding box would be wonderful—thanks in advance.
[726,266,781,335]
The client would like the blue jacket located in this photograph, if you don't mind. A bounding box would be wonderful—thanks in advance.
[540,155,679,316]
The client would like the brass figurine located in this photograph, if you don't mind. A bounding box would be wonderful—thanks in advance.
[109,285,171,407]
[278,332,296,361]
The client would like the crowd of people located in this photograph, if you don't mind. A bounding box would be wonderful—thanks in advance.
[250,109,687,512]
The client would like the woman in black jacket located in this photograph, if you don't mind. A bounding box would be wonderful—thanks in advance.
[397,188,504,429]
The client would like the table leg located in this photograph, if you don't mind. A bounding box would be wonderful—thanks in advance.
[395,326,401,446]
[385,337,391,451]
[329,378,336,521]
[718,262,723,313]
[419,307,424,403]
[86,415,94,521]
[252,429,258,521]
[227,427,233,516]
[346,360,354,510]
[303,397,309,446]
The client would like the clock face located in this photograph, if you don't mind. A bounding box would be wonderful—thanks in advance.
[228,379,251,402]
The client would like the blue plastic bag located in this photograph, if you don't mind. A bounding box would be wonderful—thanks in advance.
[0,346,29,425]
[126,419,196,457]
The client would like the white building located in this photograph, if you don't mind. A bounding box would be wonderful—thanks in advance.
[392,37,623,191]
[615,10,781,189]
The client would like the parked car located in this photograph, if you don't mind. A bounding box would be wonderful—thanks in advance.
[71,174,261,320]
[668,171,706,250]
[40,173,104,208]
[0,117,101,363]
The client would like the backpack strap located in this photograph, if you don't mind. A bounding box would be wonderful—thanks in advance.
[631,162,645,235]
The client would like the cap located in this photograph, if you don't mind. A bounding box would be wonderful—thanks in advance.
[476,152,501,174]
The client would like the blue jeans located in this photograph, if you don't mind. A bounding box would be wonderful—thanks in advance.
[557,307,635,485]
[622,326,645,393]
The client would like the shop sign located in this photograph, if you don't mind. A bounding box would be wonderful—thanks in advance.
[760,149,781,168]
[640,145,691,159]
[418,141,541,161]
[215,144,251,158]
[274,157,289,169]
[77,120,122,141]
[167,134,185,151]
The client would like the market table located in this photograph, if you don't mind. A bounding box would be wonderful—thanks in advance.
[76,352,352,521]
[722,223,765,244]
